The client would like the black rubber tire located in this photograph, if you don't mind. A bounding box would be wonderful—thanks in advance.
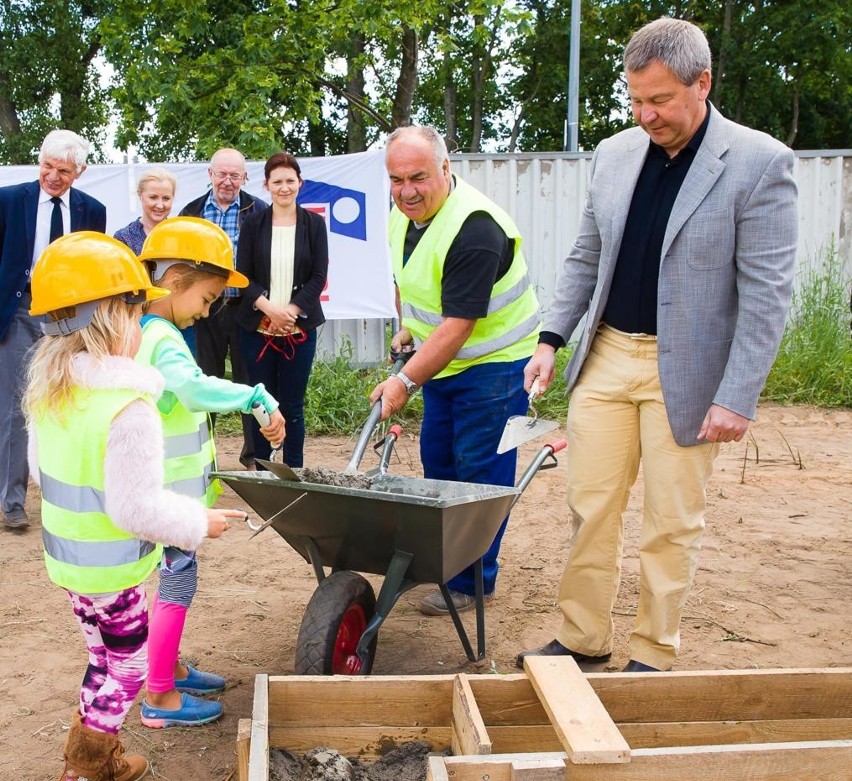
[294,571,378,675]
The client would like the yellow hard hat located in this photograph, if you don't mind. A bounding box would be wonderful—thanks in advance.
[30,232,170,318]
[138,216,248,288]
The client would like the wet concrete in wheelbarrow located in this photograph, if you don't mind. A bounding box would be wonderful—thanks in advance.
[270,742,444,781]
[295,466,374,490]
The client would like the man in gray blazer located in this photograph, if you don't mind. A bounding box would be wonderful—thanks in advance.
[516,18,797,672]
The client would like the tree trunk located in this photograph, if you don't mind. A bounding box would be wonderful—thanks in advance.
[442,58,458,152]
[785,83,799,148]
[391,26,418,129]
[712,0,733,106]
[346,34,367,152]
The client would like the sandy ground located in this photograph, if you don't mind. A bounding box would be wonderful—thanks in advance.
[1,403,850,780]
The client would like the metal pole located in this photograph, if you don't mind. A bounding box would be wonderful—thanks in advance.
[565,0,581,152]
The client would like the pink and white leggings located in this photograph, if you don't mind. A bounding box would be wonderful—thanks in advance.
[68,584,149,734]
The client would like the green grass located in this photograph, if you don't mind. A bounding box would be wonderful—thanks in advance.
[762,244,851,407]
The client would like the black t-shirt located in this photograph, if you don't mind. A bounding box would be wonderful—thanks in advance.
[402,211,513,319]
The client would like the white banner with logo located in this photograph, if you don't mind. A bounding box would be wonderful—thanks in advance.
[0,150,395,320]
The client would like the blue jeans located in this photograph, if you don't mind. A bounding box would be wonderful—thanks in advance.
[420,358,528,595]
[240,327,318,467]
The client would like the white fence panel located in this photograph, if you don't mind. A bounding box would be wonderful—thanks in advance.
[327,151,851,366]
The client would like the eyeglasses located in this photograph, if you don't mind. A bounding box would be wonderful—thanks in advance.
[210,170,246,183]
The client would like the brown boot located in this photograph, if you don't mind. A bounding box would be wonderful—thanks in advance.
[58,711,150,781]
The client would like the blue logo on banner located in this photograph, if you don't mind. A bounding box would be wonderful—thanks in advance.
[299,180,367,241]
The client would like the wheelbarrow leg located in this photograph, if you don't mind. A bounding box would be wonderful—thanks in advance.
[298,536,326,584]
[474,557,486,660]
[355,549,417,666]
[440,558,487,662]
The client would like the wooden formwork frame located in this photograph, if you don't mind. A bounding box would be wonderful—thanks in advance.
[239,660,852,781]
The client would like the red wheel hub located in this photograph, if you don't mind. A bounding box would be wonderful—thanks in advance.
[332,604,367,674]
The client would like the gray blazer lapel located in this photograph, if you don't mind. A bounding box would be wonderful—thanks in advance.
[661,107,729,258]
[606,134,648,274]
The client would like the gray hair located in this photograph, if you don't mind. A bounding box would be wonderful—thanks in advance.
[39,130,91,172]
[624,18,712,85]
[385,125,450,170]
[136,167,177,198]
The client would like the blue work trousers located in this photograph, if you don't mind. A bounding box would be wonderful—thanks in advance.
[420,358,528,595]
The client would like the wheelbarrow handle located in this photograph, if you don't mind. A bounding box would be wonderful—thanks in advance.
[511,439,567,509]
[346,357,408,473]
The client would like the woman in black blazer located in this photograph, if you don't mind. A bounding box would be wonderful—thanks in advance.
[237,152,329,467]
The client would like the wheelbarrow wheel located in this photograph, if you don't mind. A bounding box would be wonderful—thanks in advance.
[295,571,378,675]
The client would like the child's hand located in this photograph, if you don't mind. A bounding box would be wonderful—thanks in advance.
[206,508,245,538]
[261,409,286,447]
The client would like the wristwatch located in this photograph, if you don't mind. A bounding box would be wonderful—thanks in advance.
[394,370,419,396]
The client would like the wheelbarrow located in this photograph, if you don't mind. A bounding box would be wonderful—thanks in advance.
[215,430,565,675]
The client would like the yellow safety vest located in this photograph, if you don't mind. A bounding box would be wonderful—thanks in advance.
[36,387,162,594]
[388,176,540,379]
[136,317,221,507]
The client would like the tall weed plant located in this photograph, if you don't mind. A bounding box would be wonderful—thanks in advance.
[762,243,851,407]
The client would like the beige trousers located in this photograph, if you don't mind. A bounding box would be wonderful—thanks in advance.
[556,325,719,669]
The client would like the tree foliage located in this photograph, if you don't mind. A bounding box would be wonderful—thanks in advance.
[0,0,109,164]
[1,0,848,163]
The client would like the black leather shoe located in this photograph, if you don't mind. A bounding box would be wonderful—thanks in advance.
[622,659,661,672]
[516,639,612,669]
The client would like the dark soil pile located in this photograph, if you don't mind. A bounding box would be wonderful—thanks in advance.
[270,742,438,781]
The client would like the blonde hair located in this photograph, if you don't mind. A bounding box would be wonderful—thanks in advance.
[24,298,140,423]
[137,167,177,198]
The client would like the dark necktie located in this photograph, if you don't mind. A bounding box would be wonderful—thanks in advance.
[49,197,63,243]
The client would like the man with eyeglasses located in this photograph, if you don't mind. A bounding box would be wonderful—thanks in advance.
[0,129,106,531]
[180,148,262,469]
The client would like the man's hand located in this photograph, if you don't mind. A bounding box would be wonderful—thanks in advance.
[390,327,413,355]
[369,376,409,421]
[697,404,750,443]
[524,344,557,393]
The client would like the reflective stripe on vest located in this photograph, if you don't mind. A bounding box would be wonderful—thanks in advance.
[35,386,162,594]
[389,175,540,378]
[42,526,156,568]
[136,316,222,508]
[164,420,211,459]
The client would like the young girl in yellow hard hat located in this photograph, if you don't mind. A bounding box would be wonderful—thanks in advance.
[23,232,241,781]
[135,216,285,729]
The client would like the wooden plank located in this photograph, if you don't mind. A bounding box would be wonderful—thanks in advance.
[488,725,564,754]
[453,674,492,755]
[427,755,450,781]
[440,753,567,781]
[468,675,551,726]
[267,675,455,727]
[269,725,454,757]
[619,716,852,749]
[237,718,252,781]
[564,740,852,780]
[475,716,852,754]
[525,656,630,764]
[511,758,566,781]
[586,668,852,724]
[248,674,270,781]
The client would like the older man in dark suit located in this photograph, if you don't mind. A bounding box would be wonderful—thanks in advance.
[516,18,797,672]
[0,129,106,530]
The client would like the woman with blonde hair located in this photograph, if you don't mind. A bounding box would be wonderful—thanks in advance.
[114,167,178,254]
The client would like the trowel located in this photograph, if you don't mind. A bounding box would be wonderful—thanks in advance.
[496,378,560,454]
